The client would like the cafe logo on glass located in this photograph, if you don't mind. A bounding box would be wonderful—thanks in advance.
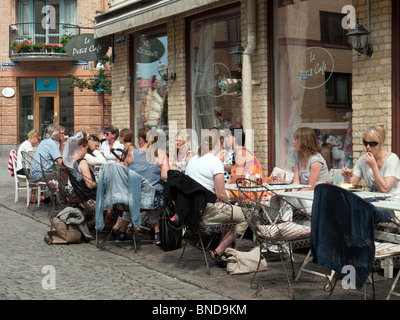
[293,47,334,90]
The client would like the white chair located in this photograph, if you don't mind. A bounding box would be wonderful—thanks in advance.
[20,151,46,208]
[10,149,29,204]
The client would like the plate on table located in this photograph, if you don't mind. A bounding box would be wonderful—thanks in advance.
[348,187,364,192]
[340,183,363,192]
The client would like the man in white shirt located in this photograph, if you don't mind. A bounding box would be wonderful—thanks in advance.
[16,129,41,174]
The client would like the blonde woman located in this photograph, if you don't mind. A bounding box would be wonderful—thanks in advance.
[342,124,400,199]
[174,130,195,172]
[16,129,41,175]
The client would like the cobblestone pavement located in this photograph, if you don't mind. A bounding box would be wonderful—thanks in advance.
[1,159,399,303]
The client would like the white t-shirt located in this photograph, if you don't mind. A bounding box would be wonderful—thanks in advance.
[100,140,124,162]
[16,140,34,171]
[353,152,400,200]
[186,153,224,194]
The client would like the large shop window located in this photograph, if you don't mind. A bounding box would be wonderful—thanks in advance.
[274,0,353,171]
[132,30,169,139]
[190,6,242,136]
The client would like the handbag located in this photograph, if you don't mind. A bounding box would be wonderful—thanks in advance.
[44,217,82,245]
[159,202,183,251]
[225,246,267,274]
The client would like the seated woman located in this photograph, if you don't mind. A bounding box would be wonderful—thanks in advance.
[118,128,136,162]
[84,135,106,171]
[229,126,264,182]
[63,133,97,201]
[342,124,400,221]
[173,130,196,172]
[293,127,329,191]
[220,128,235,183]
[112,126,170,243]
[185,128,248,264]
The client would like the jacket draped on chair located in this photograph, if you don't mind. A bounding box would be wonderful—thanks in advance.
[162,170,217,233]
[311,184,378,290]
[95,163,155,230]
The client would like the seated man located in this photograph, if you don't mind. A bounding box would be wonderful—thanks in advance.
[30,124,63,182]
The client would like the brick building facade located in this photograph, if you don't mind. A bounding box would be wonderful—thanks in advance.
[0,0,112,156]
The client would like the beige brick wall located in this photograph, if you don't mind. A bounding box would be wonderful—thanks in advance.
[352,0,392,162]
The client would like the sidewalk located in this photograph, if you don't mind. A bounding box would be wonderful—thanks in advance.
[1,157,398,300]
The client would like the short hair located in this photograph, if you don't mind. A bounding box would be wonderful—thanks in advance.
[97,126,106,134]
[28,129,41,140]
[43,124,60,140]
[364,123,386,144]
[105,125,119,139]
[120,128,133,143]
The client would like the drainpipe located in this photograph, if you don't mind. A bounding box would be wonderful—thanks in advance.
[242,0,256,148]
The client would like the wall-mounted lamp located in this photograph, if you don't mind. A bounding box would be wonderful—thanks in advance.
[230,44,245,71]
[345,19,373,57]
[157,60,176,82]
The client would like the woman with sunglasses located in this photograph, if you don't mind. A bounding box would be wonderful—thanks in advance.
[342,123,400,200]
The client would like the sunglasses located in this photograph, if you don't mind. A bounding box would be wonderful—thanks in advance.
[363,140,379,147]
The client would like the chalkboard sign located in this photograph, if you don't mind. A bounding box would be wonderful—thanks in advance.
[65,34,109,61]
[136,38,165,63]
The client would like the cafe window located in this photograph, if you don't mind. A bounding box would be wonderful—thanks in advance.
[189,6,242,136]
[274,1,354,171]
[132,28,169,140]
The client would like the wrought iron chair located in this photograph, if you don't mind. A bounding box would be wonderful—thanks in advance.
[306,183,400,299]
[162,170,237,275]
[65,164,97,230]
[237,178,311,299]
[20,151,46,211]
[39,154,62,217]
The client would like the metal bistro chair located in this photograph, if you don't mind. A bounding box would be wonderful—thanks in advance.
[65,165,97,230]
[21,151,46,211]
[39,154,62,217]
[162,170,236,275]
[237,178,311,299]
[307,183,400,299]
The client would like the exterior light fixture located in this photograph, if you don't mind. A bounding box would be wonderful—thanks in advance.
[157,60,176,82]
[345,19,373,57]
[230,44,245,70]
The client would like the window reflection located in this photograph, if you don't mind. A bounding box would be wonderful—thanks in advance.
[274,0,353,171]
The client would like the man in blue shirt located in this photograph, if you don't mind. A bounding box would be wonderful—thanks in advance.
[30,125,63,182]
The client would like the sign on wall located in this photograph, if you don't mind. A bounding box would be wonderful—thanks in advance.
[65,34,109,61]
[36,78,57,91]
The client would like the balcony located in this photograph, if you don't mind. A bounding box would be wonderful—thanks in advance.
[9,23,81,61]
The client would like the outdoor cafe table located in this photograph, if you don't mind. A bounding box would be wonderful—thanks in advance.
[225,183,311,202]
[274,189,392,213]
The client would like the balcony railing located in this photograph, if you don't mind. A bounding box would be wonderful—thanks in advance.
[9,23,81,60]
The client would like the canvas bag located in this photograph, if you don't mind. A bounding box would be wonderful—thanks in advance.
[225,246,267,275]
[44,217,82,244]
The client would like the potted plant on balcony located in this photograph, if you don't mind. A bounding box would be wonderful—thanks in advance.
[44,43,54,53]
[16,41,33,53]
[32,42,43,53]
[53,43,64,53]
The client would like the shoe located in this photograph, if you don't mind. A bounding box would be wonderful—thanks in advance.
[115,231,133,242]
[154,232,161,246]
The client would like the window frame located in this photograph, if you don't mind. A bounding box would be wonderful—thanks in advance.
[325,72,352,108]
